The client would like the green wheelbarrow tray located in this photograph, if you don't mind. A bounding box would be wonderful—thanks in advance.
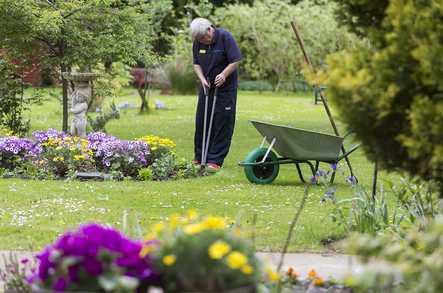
[239,120,360,184]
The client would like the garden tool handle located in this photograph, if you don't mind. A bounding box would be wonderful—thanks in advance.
[202,84,209,96]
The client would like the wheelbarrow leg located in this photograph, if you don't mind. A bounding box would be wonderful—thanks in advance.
[330,167,336,184]
[306,161,316,177]
[314,161,319,173]
[295,163,305,183]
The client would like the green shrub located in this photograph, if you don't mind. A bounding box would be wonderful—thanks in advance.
[168,64,196,95]
[150,153,198,181]
[0,59,29,136]
[238,80,273,92]
[346,215,443,292]
[168,30,197,95]
[137,167,153,181]
[87,102,120,133]
[325,0,443,195]
[215,0,361,90]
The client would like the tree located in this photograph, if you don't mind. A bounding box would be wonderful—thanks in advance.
[0,59,29,135]
[323,0,443,195]
[0,0,155,130]
[215,0,360,90]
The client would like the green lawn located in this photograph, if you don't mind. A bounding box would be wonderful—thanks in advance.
[0,88,392,251]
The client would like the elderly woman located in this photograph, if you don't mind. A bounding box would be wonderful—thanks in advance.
[190,17,242,172]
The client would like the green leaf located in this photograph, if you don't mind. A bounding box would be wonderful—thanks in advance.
[98,274,119,291]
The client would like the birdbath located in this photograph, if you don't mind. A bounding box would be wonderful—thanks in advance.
[62,72,99,137]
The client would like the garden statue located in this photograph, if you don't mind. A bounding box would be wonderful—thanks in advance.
[70,91,88,137]
[62,72,99,137]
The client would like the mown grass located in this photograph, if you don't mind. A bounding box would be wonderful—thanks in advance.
[0,88,394,251]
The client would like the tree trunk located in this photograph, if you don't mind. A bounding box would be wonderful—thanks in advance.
[138,88,148,112]
[61,63,69,132]
[138,69,150,112]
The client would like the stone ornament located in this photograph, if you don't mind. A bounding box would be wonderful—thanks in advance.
[62,72,99,137]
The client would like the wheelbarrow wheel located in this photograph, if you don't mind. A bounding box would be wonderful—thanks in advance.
[244,147,279,184]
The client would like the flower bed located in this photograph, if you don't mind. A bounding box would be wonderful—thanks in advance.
[0,212,352,292]
[0,130,197,180]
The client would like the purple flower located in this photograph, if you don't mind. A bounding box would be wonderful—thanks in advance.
[315,170,328,177]
[330,163,337,170]
[28,224,159,291]
[53,277,67,291]
[346,175,357,185]
[20,258,29,264]
[309,176,317,184]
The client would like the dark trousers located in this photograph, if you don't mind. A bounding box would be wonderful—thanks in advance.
[194,87,237,166]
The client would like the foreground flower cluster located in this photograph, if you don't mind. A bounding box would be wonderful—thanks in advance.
[28,224,159,292]
[22,212,275,292]
[142,211,267,292]
[0,211,350,292]
[0,129,194,180]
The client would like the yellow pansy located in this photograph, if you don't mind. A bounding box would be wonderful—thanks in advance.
[139,245,155,257]
[208,241,231,260]
[241,265,253,275]
[74,154,86,161]
[152,222,165,234]
[202,216,226,230]
[266,268,280,282]
[53,156,64,162]
[183,223,205,235]
[226,252,248,269]
[144,233,156,241]
[169,213,181,229]
[162,255,176,266]
[187,209,198,220]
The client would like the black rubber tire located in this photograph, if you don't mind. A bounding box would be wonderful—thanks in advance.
[243,147,279,184]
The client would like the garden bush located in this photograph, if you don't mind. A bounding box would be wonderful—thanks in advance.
[215,0,361,90]
[238,80,273,92]
[0,59,30,136]
[346,215,443,292]
[324,0,443,195]
[87,102,120,133]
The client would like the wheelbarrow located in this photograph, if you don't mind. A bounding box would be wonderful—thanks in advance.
[239,120,360,184]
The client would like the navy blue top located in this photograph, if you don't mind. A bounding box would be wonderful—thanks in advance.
[193,28,242,90]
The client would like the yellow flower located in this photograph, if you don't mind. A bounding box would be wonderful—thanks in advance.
[308,269,317,278]
[208,241,231,260]
[187,209,198,220]
[169,213,181,230]
[183,223,205,235]
[53,156,64,162]
[74,154,86,161]
[139,245,155,257]
[144,233,156,241]
[266,268,280,282]
[241,265,253,275]
[162,255,176,266]
[202,216,226,230]
[152,222,165,234]
[313,277,324,286]
[226,252,248,269]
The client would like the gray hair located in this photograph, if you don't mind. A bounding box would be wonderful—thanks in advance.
[190,18,212,40]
